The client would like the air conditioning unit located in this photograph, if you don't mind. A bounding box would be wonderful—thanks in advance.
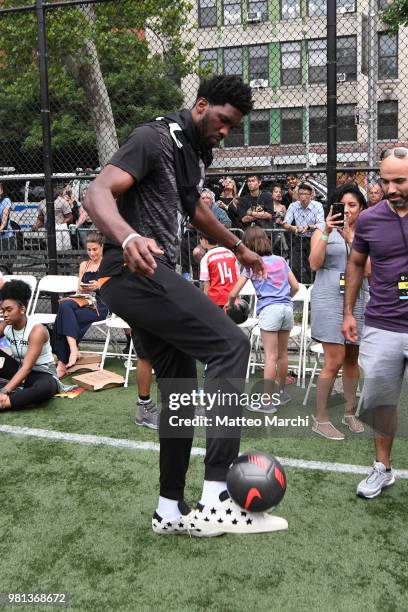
[338,2,355,13]
[247,11,262,23]
[224,11,241,24]
[250,79,269,88]
[337,72,347,82]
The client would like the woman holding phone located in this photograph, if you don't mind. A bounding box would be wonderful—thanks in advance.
[53,231,108,378]
[309,184,369,440]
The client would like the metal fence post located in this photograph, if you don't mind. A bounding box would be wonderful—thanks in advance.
[36,0,58,284]
[327,0,337,197]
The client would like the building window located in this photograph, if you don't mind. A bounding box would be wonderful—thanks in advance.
[223,0,241,25]
[378,32,398,80]
[308,40,327,85]
[249,45,269,83]
[281,0,300,19]
[224,123,245,147]
[281,108,302,144]
[309,106,327,143]
[281,42,301,86]
[249,110,269,146]
[198,0,217,27]
[307,0,355,16]
[338,104,357,141]
[378,101,398,140]
[223,47,243,78]
[199,49,218,75]
[337,36,357,81]
[247,0,268,22]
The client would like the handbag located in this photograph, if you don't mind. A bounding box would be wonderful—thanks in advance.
[59,293,98,313]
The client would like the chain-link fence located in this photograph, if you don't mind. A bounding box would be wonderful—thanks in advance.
[0,0,405,276]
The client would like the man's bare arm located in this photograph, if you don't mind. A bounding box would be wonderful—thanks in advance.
[85,165,163,275]
[85,165,136,244]
[342,248,368,342]
[344,249,368,315]
[192,199,265,277]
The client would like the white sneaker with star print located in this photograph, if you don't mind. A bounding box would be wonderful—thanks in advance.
[189,491,288,537]
[151,500,193,535]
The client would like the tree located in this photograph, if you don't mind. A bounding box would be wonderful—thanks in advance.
[381,0,407,31]
[0,0,195,171]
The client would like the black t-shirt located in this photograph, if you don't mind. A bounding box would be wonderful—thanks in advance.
[219,196,243,230]
[100,123,183,276]
[238,191,274,230]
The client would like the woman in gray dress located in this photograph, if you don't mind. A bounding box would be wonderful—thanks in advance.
[309,184,369,440]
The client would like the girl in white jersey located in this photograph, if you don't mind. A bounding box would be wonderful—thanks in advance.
[0,280,59,410]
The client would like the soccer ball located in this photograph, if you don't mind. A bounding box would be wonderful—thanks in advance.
[227,451,287,512]
[224,298,250,325]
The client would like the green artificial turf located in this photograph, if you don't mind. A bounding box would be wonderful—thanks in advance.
[1,435,408,612]
[1,359,407,610]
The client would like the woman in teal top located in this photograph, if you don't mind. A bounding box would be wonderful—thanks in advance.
[0,280,59,410]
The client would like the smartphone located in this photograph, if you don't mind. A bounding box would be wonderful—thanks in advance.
[332,202,345,227]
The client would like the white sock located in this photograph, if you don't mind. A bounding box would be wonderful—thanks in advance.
[156,496,180,521]
[199,480,227,507]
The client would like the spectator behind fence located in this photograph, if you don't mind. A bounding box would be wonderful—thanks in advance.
[367,182,384,207]
[53,231,109,378]
[271,183,288,257]
[216,177,243,229]
[0,280,62,410]
[283,181,324,284]
[282,174,299,208]
[75,190,94,248]
[228,226,298,410]
[238,175,274,230]
[309,184,368,440]
[0,182,13,248]
[32,185,73,251]
[201,188,231,228]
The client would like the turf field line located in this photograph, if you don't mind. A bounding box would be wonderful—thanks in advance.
[2,423,408,479]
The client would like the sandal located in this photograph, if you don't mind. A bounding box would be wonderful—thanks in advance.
[342,414,364,434]
[311,416,345,440]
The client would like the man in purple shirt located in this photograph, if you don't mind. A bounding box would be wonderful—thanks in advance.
[342,148,408,499]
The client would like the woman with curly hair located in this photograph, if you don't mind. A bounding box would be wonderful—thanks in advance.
[0,279,61,410]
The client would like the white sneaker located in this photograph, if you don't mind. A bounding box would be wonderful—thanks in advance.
[189,491,288,537]
[152,500,192,535]
[247,403,277,415]
[356,462,396,499]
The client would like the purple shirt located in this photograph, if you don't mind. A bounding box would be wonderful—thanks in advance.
[243,255,292,315]
[353,200,408,333]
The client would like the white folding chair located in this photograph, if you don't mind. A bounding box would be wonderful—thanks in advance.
[2,275,38,314]
[291,284,312,389]
[30,275,79,325]
[99,314,136,388]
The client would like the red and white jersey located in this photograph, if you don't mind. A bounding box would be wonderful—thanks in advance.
[200,246,240,306]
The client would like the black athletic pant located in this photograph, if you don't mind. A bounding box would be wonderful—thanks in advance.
[291,235,313,284]
[0,349,58,409]
[100,261,250,500]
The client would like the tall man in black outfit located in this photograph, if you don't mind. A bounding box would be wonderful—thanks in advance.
[86,76,287,537]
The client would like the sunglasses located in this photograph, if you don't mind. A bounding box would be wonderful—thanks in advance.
[380,147,408,160]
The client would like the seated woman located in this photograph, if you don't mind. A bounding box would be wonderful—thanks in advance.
[0,280,60,410]
[53,231,109,378]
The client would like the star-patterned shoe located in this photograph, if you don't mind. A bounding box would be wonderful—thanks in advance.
[151,500,193,535]
[189,491,288,537]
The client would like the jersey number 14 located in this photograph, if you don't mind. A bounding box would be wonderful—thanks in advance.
[217,261,234,285]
